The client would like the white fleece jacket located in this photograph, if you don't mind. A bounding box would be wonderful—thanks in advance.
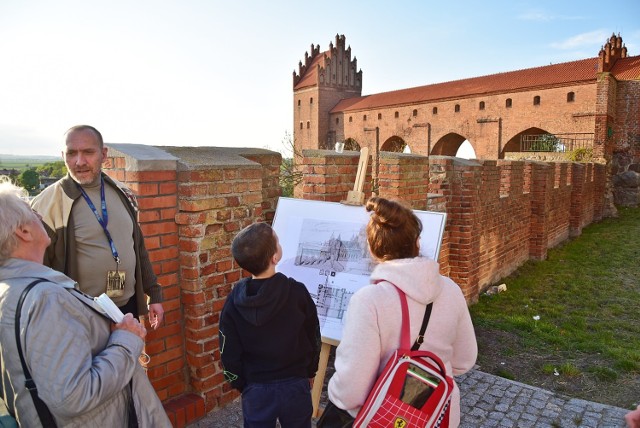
[327,257,477,427]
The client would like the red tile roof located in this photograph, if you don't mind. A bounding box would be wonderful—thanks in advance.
[611,55,640,80]
[330,57,607,113]
[294,53,323,90]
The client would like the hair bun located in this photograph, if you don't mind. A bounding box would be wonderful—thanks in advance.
[366,197,403,228]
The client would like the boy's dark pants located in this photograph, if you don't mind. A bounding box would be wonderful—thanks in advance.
[241,377,312,428]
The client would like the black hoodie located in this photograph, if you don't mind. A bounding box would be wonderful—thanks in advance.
[219,272,321,392]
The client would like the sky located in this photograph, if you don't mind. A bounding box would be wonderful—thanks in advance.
[1,0,639,158]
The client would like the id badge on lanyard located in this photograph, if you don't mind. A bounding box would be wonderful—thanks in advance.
[78,177,126,298]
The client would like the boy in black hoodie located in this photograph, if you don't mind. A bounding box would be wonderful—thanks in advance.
[219,222,321,428]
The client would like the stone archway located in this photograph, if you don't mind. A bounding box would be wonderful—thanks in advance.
[343,138,360,151]
[502,127,548,158]
[380,136,406,152]
[431,133,467,156]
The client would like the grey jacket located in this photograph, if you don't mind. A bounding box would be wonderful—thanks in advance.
[0,259,170,427]
[31,173,162,316]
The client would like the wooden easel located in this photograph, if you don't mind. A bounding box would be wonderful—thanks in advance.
[311,147,369,417]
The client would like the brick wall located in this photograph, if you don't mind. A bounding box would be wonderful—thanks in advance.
[300,149,369,202]
[611,80,640,206]
[300,152,609,301]
[102,143,609,426]
[103,145,281,427]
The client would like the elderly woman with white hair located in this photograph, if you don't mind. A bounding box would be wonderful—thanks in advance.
[0,176,170,427]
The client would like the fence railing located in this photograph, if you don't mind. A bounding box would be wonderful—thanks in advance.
[521,133,594,152]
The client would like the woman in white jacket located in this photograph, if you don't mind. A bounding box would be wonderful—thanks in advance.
[328,197,477,427]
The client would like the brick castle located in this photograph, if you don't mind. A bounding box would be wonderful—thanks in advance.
[293,33,640,206]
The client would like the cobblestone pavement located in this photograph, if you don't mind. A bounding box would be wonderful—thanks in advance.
[187,369,629,428]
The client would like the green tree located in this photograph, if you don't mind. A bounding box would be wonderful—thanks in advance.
[279,132,303,197]
[18,168,40,194]
[532,134,562,152]
[36,161,67,178]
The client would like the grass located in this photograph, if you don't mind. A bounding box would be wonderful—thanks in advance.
[470,206,640,408]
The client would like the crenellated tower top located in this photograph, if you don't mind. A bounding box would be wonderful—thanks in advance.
[598,33,628,72]
[293,43,321,87]
[293,34,362,90]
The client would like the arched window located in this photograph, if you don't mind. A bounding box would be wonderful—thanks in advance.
[455,104,460,113]
[394,111,399,118]
[349,116,353,123]
[297,100,301,106]
[310,97,313,104]
[432,107,438,115]
[363,114,367,121]
[306,121,310,129]
[479,101,485,110]
[533,96,540,106]
[567,92,575,102]
[335,117,339,124]
[299,122,303,130]
[506,98,512,108]
[378,113,382,120]
[413,109,418,117]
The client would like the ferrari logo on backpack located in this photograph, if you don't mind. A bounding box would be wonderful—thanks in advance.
[393,417,407,428]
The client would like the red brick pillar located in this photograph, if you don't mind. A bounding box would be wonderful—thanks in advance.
[172,155,266,413]
[301,150,368,202]
[593,164,607,221]
[528,161,552,260]
[428,156,482,302]
[238,149,282,223]
[103,144,206,427]
[377,152,429,210]
[569,163,586,237]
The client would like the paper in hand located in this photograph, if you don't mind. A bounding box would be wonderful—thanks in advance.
[94,293,125,323]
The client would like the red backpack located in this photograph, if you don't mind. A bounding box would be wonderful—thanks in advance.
[353,286,454,428]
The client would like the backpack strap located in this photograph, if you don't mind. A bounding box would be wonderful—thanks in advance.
[392,285,433,351]
[412,302,433,351]
[395,286,412,350]
[15,279,58,428]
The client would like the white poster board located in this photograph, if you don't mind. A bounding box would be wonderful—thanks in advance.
[272,197,446,342]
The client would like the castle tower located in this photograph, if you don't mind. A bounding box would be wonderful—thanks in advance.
[293,34,363,152]
[597,32,628,72]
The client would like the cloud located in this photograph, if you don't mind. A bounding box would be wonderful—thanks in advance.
[550,30,609,50]
[517,10,585,22]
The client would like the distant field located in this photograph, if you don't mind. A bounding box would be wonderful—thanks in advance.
[0,155,59,171]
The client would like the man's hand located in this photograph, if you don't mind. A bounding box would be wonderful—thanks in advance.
[148,303,164,330]
[112,313,147,339]
[626,405,640,428]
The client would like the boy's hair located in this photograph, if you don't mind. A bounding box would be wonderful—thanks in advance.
[232,222,278,276]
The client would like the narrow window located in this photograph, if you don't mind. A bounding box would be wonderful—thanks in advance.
[413,109,418,117]
[306,121,310,129]
[479,101,485,110]
[349,116,353,123]
[432,107,438,115]
[378,113,382,120]
[506,98,512,108]
[394,111,399,118]
[310,97,313,104]
[299,122,303,130]
[455,104,460,113]
[363,115,367,121]
[297,99,301,106]
[533,96,540,106]
[335,117,339,124]
[567,92,575,102]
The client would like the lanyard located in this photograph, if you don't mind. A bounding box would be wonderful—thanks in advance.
[77,176,120,264]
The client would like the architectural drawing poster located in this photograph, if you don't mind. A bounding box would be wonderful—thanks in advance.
[272,197,446,342]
